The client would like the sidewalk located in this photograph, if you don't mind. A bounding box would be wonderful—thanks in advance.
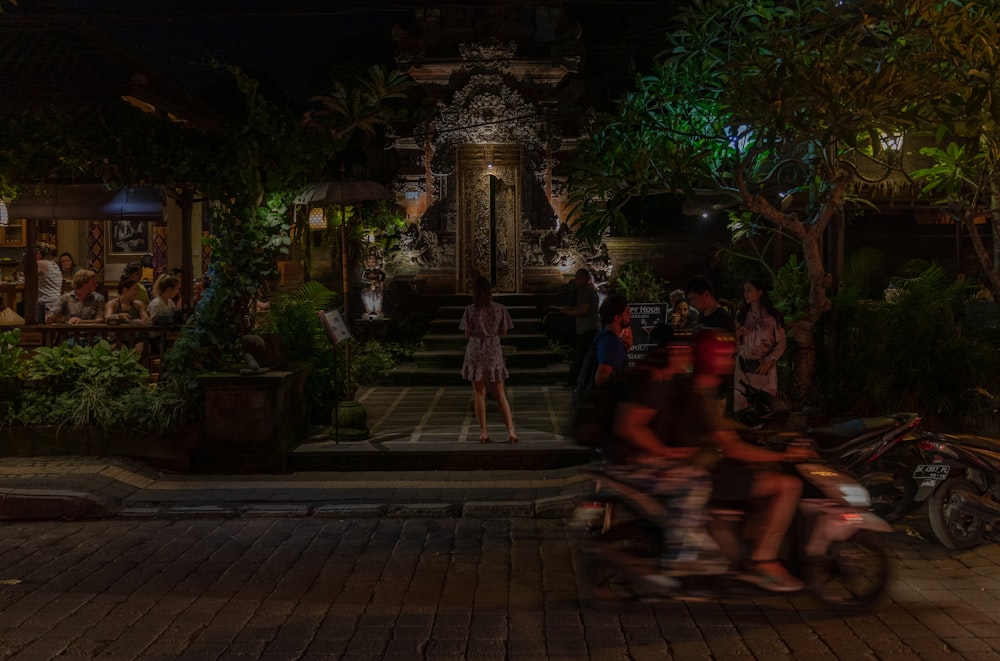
[0,384,595,521]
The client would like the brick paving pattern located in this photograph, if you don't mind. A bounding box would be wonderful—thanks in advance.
[0,517,998,660]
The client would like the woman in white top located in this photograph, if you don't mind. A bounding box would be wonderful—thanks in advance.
[147,274,179,320]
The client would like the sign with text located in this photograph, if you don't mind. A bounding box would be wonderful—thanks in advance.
[628,302,668,364]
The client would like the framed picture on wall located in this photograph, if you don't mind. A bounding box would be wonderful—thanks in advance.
[109,219,150,254]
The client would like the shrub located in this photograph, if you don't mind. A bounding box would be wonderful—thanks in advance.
[611,261,665,303]
[9,340,187,434]
[818,264,1000,416]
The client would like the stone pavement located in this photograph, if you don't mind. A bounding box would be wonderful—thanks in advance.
[0,516,998,660]
[0,385,593,521]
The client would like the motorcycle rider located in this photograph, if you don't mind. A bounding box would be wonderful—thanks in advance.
[610,338,719,583]
[691,329,813,591]
[610,329,813,593]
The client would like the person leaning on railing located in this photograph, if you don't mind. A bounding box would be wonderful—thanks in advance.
[45,269,106,325]
[106,277,151,324]
[148,275,179,323]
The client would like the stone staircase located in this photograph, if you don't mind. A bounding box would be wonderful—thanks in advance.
[382,292,569,386]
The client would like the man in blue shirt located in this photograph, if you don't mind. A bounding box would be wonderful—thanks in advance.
[594,294,631,387]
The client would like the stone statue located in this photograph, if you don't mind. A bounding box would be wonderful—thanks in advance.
[360,252,386,320]
[240,334,269,375]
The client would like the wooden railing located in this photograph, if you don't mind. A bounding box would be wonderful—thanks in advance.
[0,323,184,374]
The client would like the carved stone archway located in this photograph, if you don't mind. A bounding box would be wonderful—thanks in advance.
[457,144,521,293]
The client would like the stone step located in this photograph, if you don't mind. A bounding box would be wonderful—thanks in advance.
[435,305,542,320]
[289,446,591,471]
[430,293,563,308]
[429,318,545,334]
[421,333,551,352]
[380,363,568,386]
[414,348,560,369]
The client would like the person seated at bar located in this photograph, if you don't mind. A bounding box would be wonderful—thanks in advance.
[168,267,183,307]
[121,262,150,305]
[106,278,150,324]
[192,276,209,309]
[148,274,179,322]
[58,252,81,294]
[46,270,106,324]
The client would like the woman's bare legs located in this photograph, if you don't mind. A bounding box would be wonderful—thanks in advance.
[491,381,517,442]
[472,380,489,442]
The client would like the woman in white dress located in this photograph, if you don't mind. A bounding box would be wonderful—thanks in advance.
[734,278,787,413]
[460,276,518,443]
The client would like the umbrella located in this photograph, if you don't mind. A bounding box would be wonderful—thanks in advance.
[294,180,393,207]
[296,179,395,401]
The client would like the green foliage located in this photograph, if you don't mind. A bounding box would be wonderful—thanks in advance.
[255,281,340,424]
[351,340,397,386]
[24,340,149,393]
[0,328,26,380]
[611,262,665,303]
[771,256,811,326]
[8,341,187,434]
[818,263,999,416]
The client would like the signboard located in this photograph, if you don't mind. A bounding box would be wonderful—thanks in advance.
[628,302,668,364]
[319,309,351,344]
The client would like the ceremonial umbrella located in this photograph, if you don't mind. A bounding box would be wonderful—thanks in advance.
[294,179,394,403]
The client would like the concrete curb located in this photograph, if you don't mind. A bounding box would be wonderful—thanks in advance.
[0,489,119,521]
[114,494,589,521]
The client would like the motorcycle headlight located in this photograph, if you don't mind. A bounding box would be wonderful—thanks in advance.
[839,484,871,508]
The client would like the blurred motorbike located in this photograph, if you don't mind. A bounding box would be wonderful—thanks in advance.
[735,380,922,520]
[576,449,892,610]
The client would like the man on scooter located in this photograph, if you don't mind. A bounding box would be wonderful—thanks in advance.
[691,329,814,591]
[611,339,720,583]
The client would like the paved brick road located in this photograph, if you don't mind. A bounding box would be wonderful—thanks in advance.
[0,518,998,660]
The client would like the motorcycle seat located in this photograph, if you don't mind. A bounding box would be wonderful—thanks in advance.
[809,416,899,439]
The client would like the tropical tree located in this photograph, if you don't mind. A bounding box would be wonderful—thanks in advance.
[567,0,943,398]
[909,2,1000,300]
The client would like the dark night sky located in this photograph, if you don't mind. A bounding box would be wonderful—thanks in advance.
[30,1,679,108]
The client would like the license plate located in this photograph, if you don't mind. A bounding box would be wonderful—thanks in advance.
[913,464,950,481]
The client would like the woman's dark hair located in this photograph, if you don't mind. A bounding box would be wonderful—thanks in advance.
[117,277,137,295]
[58,252,76,267]
[472,276,493,309]
[736,278,785,328]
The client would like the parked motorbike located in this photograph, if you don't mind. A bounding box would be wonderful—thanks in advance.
[735,379,922,519]
[904,430,1000,549]
[575,451,892,610]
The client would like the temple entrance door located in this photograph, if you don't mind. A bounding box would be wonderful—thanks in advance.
[456,144,521,293]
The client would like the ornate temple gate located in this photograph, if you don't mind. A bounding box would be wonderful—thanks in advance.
[456,144,521,293]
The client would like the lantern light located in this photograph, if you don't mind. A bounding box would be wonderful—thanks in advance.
[308,206,327,230]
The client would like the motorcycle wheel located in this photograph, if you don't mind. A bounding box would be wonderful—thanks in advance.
[927,477,985,550]
[805,530,890,610]
[584,521,663,603]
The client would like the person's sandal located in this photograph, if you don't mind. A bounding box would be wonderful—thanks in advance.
[479,433,490,444]
[739,560,803,593]
[507,427,519,444]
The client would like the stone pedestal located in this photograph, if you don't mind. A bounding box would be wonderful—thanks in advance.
[195,365,310,473]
